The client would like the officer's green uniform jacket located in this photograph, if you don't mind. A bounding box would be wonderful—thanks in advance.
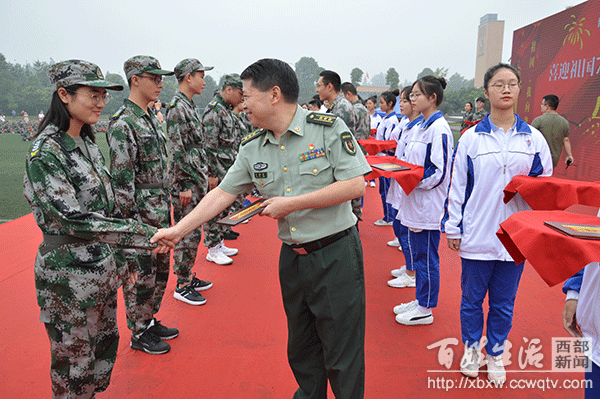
[166,89,208,195]
[202,93,238,179]
[23,124,157,324]
[107,99,170,226]
[220,106,371,245]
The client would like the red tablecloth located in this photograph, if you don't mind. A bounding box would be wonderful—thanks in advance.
[357,139,397,156]
[365,155,424,195]
[497,210,600,287]
[503,176,600,210]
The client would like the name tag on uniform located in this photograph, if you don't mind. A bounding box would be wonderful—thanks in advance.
[254,172,268,178]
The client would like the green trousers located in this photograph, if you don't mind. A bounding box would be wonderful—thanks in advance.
[279,227,365,399]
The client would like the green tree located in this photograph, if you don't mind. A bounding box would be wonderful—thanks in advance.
[386,68,399,90]
[417,67,435,80]
[350,67,363,87]
[434,67,449,78]
[195,75,218,112]
[103,73,128,116]
[371,72,386,86]
[295,57,324,104]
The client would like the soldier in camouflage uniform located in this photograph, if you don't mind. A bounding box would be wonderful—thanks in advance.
[167,58,214,306]
[316,71,364,222]
[24,60,159,399]
[107,56,178,354]
[472,96,487,122]
[201,74,244,265]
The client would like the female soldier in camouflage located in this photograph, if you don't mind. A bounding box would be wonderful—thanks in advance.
[23,60,164,398]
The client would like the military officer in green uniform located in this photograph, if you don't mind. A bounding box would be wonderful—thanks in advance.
[167,58,214,306]
[24,60,161,398]
[201,74,244,265]
[152,58,371,399]
[107,55,178,354]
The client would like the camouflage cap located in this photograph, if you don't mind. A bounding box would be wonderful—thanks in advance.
[174,58,214,80]
[223,74,243,89]
[124,55,174,80]
[47,60,124,92]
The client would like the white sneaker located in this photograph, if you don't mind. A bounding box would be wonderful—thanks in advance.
[387,274,416,288]
[395,306,433,325]
[393,299,418,315]
[218,241,238,256]
[364,181,368,187]
[460,346,481,378]
[391,266,406,277]
[374,219,393,226]
[486,354,506,386]
[206,246,233,265]
[387,237,400,247]
[369,181,376,187]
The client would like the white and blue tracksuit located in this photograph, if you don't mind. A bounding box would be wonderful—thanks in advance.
[442,114,552,355]
[387,115,423,272]
[399,111,453,308]
[376,112,399,222]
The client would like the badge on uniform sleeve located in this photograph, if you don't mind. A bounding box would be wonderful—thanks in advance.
[340,132,356,155]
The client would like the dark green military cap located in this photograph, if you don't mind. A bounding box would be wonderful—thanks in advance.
[174,58,214,80]
[47,60,124,91]
[223,73,243,89]
[124,55,174,80]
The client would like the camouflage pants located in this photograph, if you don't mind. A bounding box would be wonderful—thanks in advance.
[121,250,170,335]
[203,209,229,247]
[351,197,363,221]
[172,184,206,285]
[43,294,118,399]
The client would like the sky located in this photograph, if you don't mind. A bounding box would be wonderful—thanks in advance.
[0,0,581,84]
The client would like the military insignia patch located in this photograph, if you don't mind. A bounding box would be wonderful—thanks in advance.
[307,113,337,127]
[254,172,267,179]
[340,132,356,155]
[253,162,268,171]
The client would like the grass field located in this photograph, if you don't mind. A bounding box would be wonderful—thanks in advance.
[0,133,111,223]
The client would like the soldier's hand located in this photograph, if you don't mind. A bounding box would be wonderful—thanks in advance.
[179,190,192,207]
[208,177,219,190]
[260,197,294,220]
[447,238,461,251]
[562,299,582,337]
[128,270,139,285]
[151,228,179,254]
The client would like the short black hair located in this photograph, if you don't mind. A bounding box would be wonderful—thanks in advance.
[476,97,486,104]
[466,101,473,108]
[240,58,299,103]
[380,91,396,107]
[542,94,560,110]
[308,99,321,108]
[483,63,520,91]
[340,82,357,96]
[319,70,341,92]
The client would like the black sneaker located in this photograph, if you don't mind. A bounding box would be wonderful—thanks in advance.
[147,318,179,340]
[188,274,213,292]
[130,330,170,354]
[174,284,207,305]
[223,231,238,240]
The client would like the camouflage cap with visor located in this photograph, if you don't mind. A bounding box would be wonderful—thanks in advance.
[124,55,174,80]
[174,58,214,80]
[47,60,124,92]
[223,73,243,90]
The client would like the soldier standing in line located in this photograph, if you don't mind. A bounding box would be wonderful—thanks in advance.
[167,58,215,306]
[107,55,178,354]
[202,74,244,265]
[24,60,162,398]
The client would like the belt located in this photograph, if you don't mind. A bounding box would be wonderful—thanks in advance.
[40,234,90,256]
[289,226,353,255]
[135,181,169,189]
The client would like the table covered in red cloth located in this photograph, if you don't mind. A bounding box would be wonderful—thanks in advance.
[497,210,600,287]
[364,155,424,195]
[503,176,600,210]
[357,139,396,156]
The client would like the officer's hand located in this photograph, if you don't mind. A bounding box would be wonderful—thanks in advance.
[447,238,461,251]
[151,228,179,254]
[260,197,294,220]
[209,177,219,190]
[179,190,192,207]
[565,156,574,166]
[562,299,582,337]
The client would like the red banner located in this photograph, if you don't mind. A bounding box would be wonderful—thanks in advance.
[511,0,600,181]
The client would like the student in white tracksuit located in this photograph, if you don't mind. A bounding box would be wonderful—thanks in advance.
[374,91,400,226]
[442,64,553,386]
[386,85,423,288]
[394,76,453,326]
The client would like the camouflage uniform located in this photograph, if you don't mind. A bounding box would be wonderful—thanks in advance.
[202,91,239,247]
[327,94,363,221]
[24,124,157,398]
[229,110,253,213]
[351,100,371,140]
[107,99,171,335]
[472,109,487,122]
[167,89,209,284]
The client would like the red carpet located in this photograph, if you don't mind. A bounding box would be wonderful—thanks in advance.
[0,186,585,398]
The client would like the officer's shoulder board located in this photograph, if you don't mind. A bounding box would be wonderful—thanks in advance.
[111,107,125,121]
[307,112,337,127]
[241,128,267,146]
